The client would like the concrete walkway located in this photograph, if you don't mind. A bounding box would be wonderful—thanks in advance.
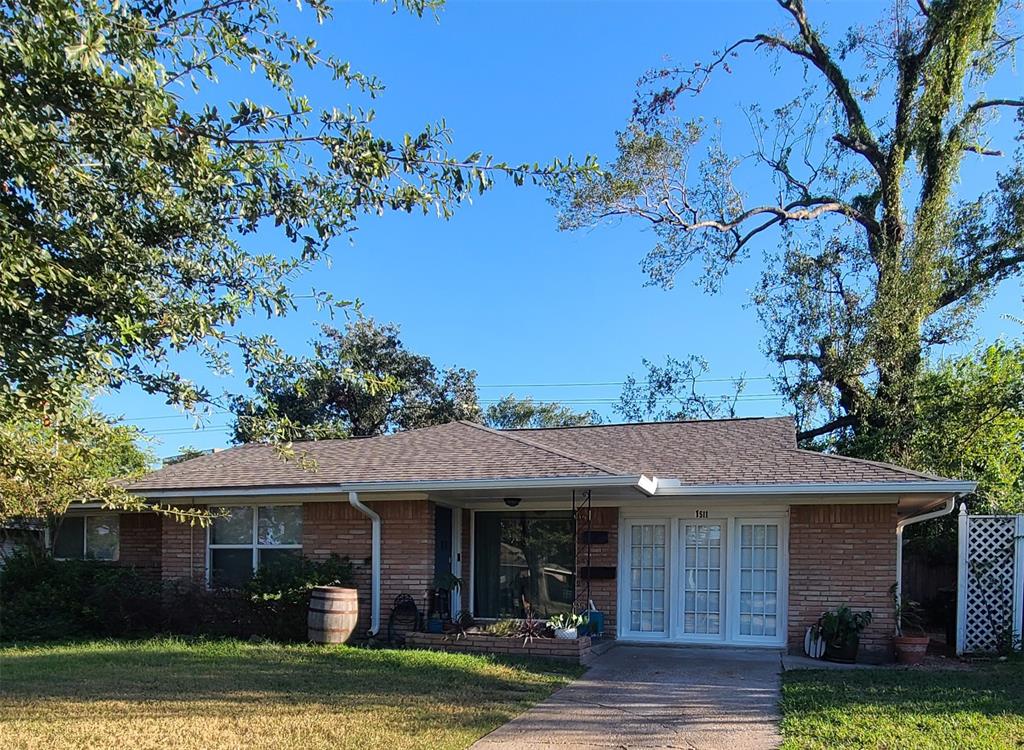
[473,644,782,749]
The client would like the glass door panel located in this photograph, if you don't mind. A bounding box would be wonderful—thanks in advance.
[628,522,667,633]
[681,523,723,636]
[737,522,780,639]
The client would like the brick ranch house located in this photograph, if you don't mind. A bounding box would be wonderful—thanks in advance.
[60,418,974,657]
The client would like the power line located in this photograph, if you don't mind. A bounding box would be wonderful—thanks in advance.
[120,377,776,422]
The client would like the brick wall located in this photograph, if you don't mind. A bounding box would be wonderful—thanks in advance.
[303,499,434,636]
[118,513,162,576]
[788,503,897,657]
[160,510,206,584]
[579,506,618,637]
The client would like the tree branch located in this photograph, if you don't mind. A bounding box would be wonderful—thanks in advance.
[797,414,858,441]
[775,0,884,172]
[966,98,1024,115]
[935,248,1024,310]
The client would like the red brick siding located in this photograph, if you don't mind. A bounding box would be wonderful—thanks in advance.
[302,499,434,635]
[117,513,162,576]
[160,510,206,584]
[579,507,618,637]
[788,503,897,656]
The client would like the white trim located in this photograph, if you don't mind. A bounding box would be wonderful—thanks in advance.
[132,477,974,501]
[652,481,976,496]
[956,504,969,655]
[1015,515,1024,651]
[618,517,673,640]
[451,508,463,616]
[617,506,789,648]
[133,475,653,499]
[205,503,303,587]
[468,510,476,617]
[729,517,788,647]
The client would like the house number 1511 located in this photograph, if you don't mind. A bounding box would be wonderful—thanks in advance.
[694,509,709,519]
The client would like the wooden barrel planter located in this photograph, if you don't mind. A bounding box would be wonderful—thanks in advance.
[308,586,359,644]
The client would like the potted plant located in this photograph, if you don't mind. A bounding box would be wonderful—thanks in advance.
[892,586,929,665]
[814,606,872,663]
[548,612,586,640]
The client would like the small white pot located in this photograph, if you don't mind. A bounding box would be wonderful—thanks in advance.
[554,627,577,640]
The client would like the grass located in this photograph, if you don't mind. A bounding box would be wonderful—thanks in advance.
[0,638,583,750]
[781,662,1024,749]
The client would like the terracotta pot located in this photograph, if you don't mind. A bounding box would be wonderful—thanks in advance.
[894,635,930,665]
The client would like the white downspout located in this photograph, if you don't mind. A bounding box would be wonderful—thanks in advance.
[348,491,381,636]
[895,495,960,614]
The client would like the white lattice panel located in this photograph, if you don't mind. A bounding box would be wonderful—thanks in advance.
[959,514,1021,654]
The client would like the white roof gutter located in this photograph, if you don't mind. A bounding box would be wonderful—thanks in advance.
[651,480,977,496]
[131,474,655,499]
[347,491,381,637]
[894,485,976,626]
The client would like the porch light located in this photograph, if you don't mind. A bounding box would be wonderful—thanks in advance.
[503,497,521,508]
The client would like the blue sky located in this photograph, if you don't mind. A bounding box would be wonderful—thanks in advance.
[98,0,1024,459]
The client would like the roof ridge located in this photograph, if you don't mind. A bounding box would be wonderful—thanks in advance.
[792,448,947,481]
[457,420,623,476]
[507,415,795,432]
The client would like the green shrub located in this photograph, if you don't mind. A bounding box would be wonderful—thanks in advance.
[163,554,353,642]
[1,549,353,643]
[0,549,161,641]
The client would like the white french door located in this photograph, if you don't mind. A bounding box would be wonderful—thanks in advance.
[679,522,724,639]
[624,520,669,636]
[620,510,787,646]
[733,519,783,643]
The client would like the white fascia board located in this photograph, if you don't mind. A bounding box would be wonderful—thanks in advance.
[131,474,648,500]
[652,480,977,496]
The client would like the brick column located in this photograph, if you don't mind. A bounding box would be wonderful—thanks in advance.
[581,506,619,636]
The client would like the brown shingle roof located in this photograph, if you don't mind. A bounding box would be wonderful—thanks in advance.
[514,418,942,485]
[128,416,948,493]
[128,420,614,491]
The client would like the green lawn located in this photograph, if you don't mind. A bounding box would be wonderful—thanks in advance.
[781,663,1024,749]
[0,638,582,750]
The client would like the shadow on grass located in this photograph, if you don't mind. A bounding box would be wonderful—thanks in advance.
[1,638,579,708]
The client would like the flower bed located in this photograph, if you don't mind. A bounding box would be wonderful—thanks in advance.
[407,632,593,664]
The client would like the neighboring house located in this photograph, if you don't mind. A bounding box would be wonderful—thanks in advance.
[62,417,975,657]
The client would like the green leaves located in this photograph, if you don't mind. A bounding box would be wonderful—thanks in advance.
[0,0,595,508]
[231,316,482,443]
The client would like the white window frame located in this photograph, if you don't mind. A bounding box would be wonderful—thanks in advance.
[618,504,789,648]
[618,517,673,640]
[730,517,788,645]
[205,504,302,586]
[54,514,120,562]
[677,518,728,643]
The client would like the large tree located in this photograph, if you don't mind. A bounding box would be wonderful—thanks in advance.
[231,317,481,442]
[484,395,601,429]
[558,0,1024,462]
[0,0,591,516]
